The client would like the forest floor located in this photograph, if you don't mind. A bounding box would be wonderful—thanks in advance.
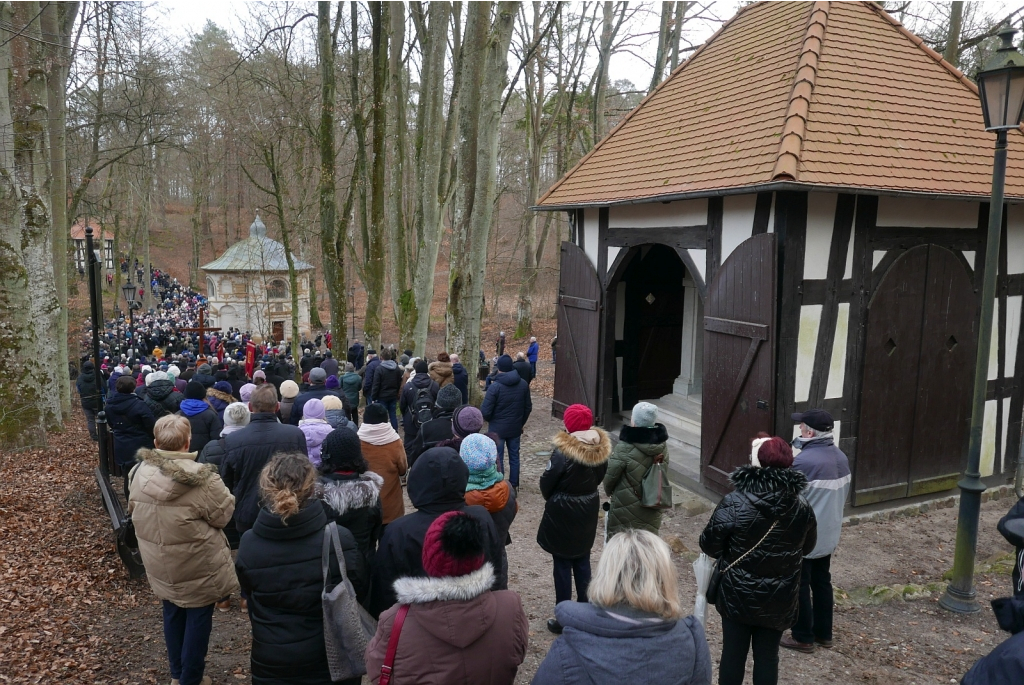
[1,363,1019,685]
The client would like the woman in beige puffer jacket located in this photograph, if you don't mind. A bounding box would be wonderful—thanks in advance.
[128,414,238,685]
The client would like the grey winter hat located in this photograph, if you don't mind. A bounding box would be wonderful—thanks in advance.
[309,367,327,383]
[436,384,463,410]
[631,401,658,428]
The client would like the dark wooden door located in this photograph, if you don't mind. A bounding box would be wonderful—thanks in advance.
[701,233,777,494]
[855,244,976,505]
[622,245,685,405]
[553,241,602,419]
[272,321,285,343]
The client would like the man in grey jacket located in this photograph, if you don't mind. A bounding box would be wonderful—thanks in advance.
[782,408,851,653]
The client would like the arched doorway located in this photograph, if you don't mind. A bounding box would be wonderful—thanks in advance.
[606,244,701,417]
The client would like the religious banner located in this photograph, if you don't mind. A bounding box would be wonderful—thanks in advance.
[245,339,257,378]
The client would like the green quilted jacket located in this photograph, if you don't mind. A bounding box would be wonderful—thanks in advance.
[602,423,670,537]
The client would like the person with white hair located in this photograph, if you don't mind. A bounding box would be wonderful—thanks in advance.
[532,529,712,685]
[526,336,539,377]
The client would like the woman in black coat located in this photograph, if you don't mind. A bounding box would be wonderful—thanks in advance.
[318,428,382,605]
[177,381,222,455]
[103,375,156,497]
[235,453,367,685]
[699,436,817,685]
[536,404,611,634]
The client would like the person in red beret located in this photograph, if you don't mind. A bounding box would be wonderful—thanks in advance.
[536,403,612,634]
[698,435,817,685]
[365,511,528,684]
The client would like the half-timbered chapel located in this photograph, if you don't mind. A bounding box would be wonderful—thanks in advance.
[538,1,1024,506]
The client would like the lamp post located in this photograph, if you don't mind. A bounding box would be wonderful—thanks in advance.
[940,25,1024,614]
[121,279,138,328]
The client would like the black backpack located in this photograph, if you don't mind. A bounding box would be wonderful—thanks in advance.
[413,387,434,425]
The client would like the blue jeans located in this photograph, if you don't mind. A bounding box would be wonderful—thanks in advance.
[495,434,521,487]
[381,399,398,430]
[162,601,214,685]
[530,361,537,377]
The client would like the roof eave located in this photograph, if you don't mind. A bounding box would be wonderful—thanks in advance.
[530,181,1024,211]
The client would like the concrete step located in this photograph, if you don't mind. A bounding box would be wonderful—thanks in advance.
[621,403,701,436]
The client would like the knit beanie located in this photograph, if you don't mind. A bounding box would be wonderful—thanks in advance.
[436,384,462,411]
[325,374,340,389]
[303,398,326,420]
[184,381,206,400]
[563,403,593,434]
[321,395,343,410]
[167,365,180,379]
[460,434,502,491]
[320,427,366,473]
[631,401,658,428]
[253,370,266,381]
[239,383,257,403]
[223,402,251,428]
[280,380,300,399]
[213,381,233,395]
[309,367,327,383]
[363,402,389,425]
[421,511,486,578]
[146,370,168,386]
[753,436,794,469]
[496,355,514,372]
[414,359,428,374]
[198,364,212,374]
[452,405,484,438]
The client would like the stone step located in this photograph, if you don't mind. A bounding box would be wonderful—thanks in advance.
[621,404,701,435]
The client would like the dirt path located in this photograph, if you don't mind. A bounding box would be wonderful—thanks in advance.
[1,377,1018,684]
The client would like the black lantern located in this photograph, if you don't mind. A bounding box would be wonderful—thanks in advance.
[977,25,1024,130]
[121,280,137,307]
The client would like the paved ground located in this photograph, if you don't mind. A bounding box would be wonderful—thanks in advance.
[1,380,1019,684]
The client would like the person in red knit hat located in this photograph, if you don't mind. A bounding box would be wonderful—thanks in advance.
[365,511,529,684]
[536,403,612,634]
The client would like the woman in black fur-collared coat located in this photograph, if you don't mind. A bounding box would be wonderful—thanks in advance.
[699,436,816,685]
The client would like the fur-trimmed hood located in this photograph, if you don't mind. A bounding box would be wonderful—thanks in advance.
[320,471,383,516]
[134,448,217,502]
[206,388,235,406]
[393,563,495,604]
[553,427,612,466]
[729,464,807,495]
[618,423,669,448]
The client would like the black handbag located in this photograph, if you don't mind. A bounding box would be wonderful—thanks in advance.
[705,520,778,604]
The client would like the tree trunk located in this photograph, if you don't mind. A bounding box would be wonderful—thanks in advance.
[447,1,517,404]
[41,2,78,412]
[318,1,347,350]
[943,1,964,67]
[265,146,302,356]
[388,2,414,351]
[409,1,453,354]
[648,2,672,94]
[0,1,64,443]
[363,1,388,350]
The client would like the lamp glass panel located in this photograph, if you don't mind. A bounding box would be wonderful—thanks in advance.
[1006,70,1024,127]
[981,70,1010,128]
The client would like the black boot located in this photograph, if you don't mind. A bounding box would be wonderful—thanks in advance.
[547,618,563,634]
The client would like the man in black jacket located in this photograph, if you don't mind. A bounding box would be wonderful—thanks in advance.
[367,446,504,617]
[370,348,404,430]
[290,367,345,425]
[221,384,308,534]
[407,384,462,467]
[450,353,469,404]
[481,355,532,488]
[399,359,439,444]
[76,361,103,441]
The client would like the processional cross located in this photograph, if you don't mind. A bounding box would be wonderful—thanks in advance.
[177,308,221,357]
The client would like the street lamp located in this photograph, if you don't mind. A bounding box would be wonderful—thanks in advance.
[121,279,137,328]
[940,25,1024,615]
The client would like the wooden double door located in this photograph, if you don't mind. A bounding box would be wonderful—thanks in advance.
[854,244,977,505]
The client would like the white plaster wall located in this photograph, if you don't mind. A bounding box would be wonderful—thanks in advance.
[607,246,621,273]
[872,251,886,269]
[687,248,707,283]
[962,251,975,269]
[1008,295,1022,377]
[607,198,708,228]
[583,208,600,270]
[824,302,849,399]
[1007,204,1024,273]
[794,304,823,403]
[989,300,1000,381]
[721,195,756,262]
[804,193,837,280]
[982,399,997,477]
[843,221,855,280]
[875,196,979,228]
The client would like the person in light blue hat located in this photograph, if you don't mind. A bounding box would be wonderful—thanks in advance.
[461,433,516,587]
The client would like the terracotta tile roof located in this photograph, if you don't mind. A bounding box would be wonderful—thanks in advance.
[537,1,1024,208]
[70,219,113,241]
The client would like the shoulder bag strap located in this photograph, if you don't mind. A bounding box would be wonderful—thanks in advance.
[724,520,778,573]
[326,521,348,578]
[379,604,410,685]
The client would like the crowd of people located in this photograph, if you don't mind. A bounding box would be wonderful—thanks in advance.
[75,266,1024,685]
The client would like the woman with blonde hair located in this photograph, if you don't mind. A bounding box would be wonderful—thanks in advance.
[235,453,367,685]
[128,414,238,685]
[532,529,711,685]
